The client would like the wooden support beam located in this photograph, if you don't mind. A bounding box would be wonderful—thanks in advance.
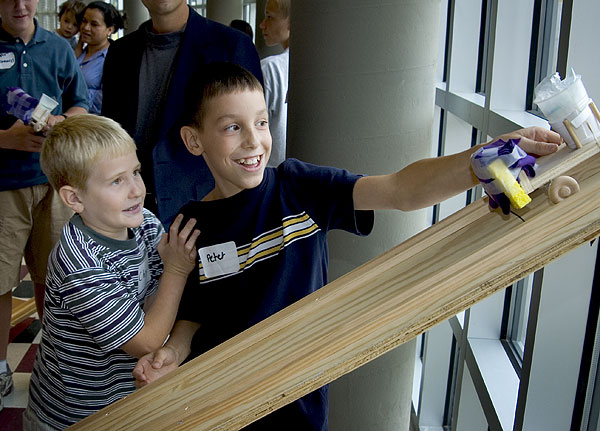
[71,148,600,431]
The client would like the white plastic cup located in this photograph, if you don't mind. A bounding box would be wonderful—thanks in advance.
[534,71,600,149]
[535,76,588,123]
[549,103,600,149]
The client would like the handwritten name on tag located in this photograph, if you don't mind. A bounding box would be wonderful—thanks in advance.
[199,241,240,278]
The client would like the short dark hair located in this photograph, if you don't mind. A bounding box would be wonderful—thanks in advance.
[183,62,263,130]
[230,19,253,40]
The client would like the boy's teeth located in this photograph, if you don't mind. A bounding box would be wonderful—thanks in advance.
[239,156,260,165]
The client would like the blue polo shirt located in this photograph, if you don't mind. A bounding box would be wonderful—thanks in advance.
[0,19,89,191]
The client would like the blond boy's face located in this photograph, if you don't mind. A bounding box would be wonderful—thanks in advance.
[194,89,272,200]
[76,151,146,240]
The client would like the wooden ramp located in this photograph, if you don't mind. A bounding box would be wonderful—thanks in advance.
[70,144,600,431]
[11,296,36,327]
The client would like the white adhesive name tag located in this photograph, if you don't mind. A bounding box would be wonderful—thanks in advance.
[0,53,16,69]
[199,241,240,279]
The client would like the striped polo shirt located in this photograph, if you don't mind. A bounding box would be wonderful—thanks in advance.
[28,210,163,429]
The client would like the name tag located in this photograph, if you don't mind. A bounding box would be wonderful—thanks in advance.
[199,241,240,279]
[0,52,15,69]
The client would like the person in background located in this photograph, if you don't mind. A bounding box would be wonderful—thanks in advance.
[55,0,85,53]
[0,0,89,413]
[78,1,124,114]
[259,0,290,168]
[102,0,263,225]
[230,19,253,41]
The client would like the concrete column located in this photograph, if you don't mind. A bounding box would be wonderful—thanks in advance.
[206,0,243,26]
[122,0,149,34]
[287,1,441,430]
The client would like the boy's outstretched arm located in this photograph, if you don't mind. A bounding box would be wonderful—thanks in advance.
[353,126,562,212]
[121,215,200,358]
[133,320,201,388]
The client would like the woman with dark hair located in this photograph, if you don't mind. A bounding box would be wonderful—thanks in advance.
[78,1,125,114]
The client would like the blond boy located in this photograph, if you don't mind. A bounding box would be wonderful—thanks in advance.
[25,114,199,430]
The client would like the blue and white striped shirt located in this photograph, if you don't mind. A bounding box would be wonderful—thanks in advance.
[28,209,163,429]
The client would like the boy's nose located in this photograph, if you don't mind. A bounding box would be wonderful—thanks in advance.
[242,128,260,149]
[130,178,145,198]
[13,0,27,11]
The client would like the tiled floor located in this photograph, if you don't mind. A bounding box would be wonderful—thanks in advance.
[1,273,40,431]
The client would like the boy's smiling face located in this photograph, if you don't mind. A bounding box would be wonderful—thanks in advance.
[183,89,272,200]
[72,151,146,240]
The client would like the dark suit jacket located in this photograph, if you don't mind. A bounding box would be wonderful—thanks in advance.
[102,7,263,225]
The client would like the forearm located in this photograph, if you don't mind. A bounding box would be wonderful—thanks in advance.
[353,127,560,212]
[122,271,188,358]
[395,146,481,209]
[354,145,482,212]
[163,320,201,365]
[62,106,87,117]
[123,215,200,358]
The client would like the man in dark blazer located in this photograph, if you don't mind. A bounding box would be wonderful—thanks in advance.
[102,0,262,225]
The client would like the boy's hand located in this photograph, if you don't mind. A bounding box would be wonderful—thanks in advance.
[158,214,200,278]
[133,346,179,388]
[473,127,561,214]
[0,120,45,152]
[41,114,67,135]
[489,126,562,157]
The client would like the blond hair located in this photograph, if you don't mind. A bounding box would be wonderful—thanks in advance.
[41,114,136,191]
[274,0,290,19]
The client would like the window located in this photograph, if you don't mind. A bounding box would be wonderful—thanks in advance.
[188,0,206,16]
[413,1,598,430]
[527,0,565,113]
[501,272,538,374]
[243,0,257,43]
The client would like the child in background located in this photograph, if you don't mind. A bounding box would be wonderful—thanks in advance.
[56,0,85,54]
[133,63,562,430]
[24,114,200,430]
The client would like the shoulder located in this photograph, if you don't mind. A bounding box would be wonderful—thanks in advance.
[260,51,288,80]
[278,158,344,178]
[277,159,363,195]
[108,25,145,53]
[34,26,72,52]
[139,209,164,234]
[51,220,100,272]
[188,11,253,47]
[261,50,289,67]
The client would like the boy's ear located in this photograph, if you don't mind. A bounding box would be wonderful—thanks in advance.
[180,126,204,156]
[59,185,84,213]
